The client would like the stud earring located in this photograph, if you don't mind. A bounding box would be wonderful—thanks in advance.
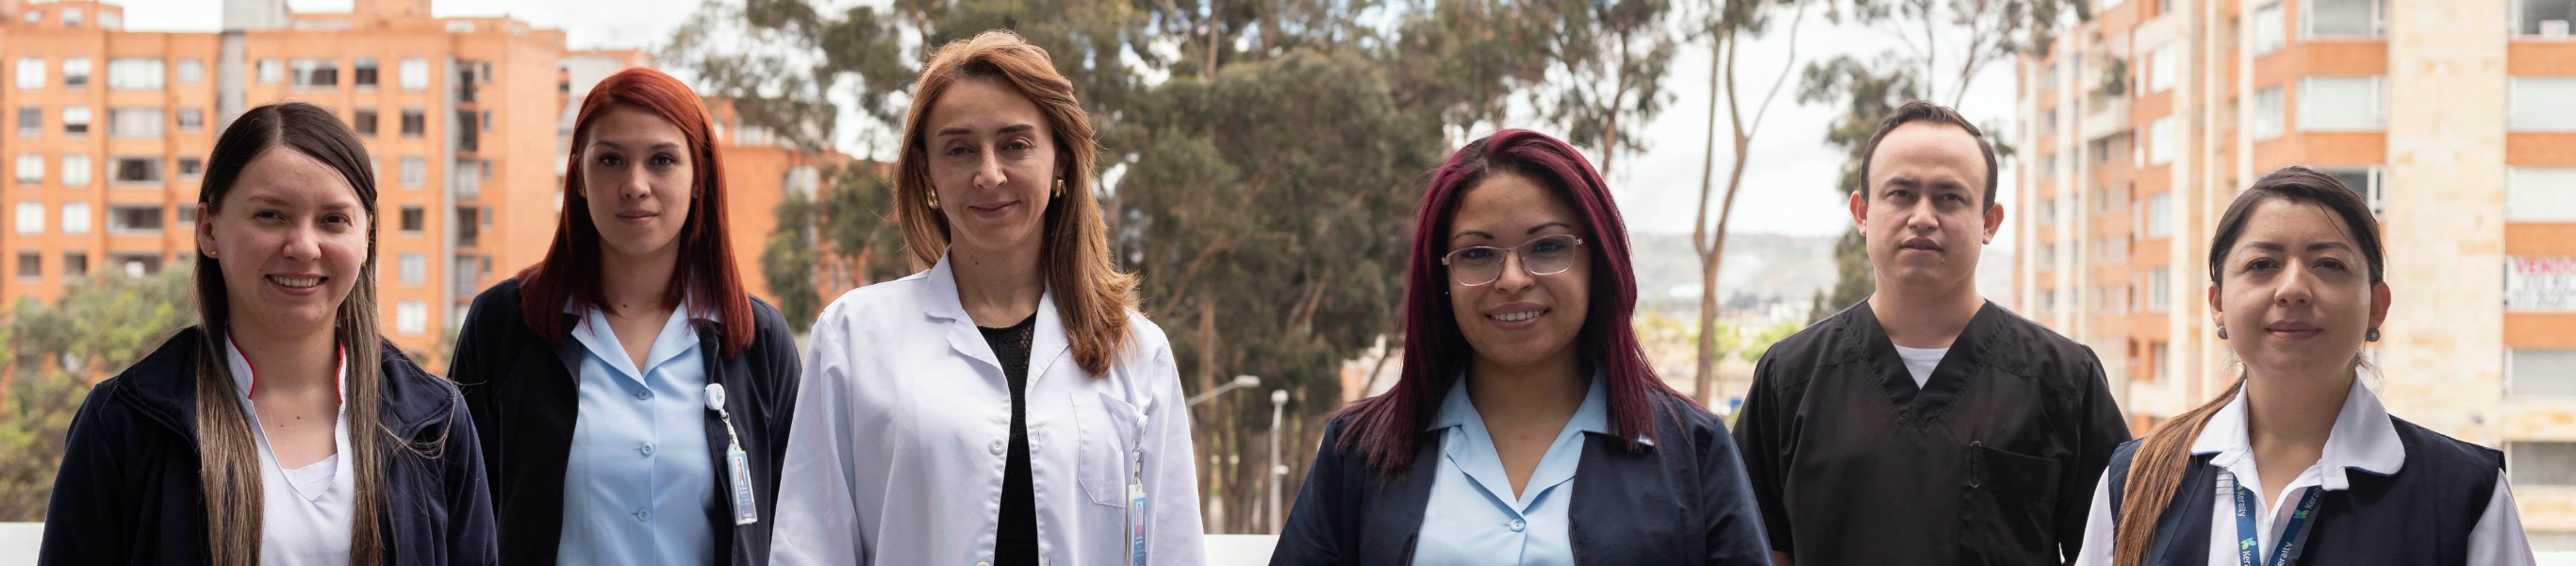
[926,191,940,210]
[1053,178,1065,198]
[2216,325,2229,340]
[2367,327,2381,342]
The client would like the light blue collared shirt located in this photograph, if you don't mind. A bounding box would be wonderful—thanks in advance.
[558,299,718,566]
[1412,371,1609,566]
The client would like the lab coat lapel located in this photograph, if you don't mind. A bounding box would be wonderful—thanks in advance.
[1028,289,1071,381]
[923,253,1004,373]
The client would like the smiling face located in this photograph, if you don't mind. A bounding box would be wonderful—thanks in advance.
[1852,122,2002,293]
[198,147,372,339]
[2210,198,2390,377]
[578,105,696,262]
[1446,172,1592,373]
[921,77,1059,259]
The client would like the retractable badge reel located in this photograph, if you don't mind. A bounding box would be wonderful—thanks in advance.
[706,384,759,525]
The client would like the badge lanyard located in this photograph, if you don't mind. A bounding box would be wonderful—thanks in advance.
[706,384,759,525]
[1128,416,1149,566]
[2233,482,2322,566]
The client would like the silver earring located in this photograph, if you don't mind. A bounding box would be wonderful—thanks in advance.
[2367,328,2380,342]
[2216,325,2228,340]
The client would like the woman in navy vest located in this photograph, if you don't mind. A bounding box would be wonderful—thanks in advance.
[2072,166,2535,566]
[1267,129,1771,565]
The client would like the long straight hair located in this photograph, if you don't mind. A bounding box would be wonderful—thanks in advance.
[1335,128,1684,474]
[192,102,389,566]
[517,67,755,358]
[2111,166,2387,566]
[892,30,1138,376]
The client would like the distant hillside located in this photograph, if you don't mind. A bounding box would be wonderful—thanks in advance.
[1627,231,2017,320]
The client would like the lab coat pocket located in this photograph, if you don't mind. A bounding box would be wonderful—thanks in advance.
[1962,441,2061,563]
[1075,391,1145,508]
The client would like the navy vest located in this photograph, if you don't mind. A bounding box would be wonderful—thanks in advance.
[2104,417,2502,566]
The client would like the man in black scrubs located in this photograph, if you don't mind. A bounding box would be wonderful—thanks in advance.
[1733,100,2129,565]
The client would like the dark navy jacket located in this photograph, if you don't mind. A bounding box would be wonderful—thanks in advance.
[38,326,498,565]
[2104,418,2504,566]
[449,277,801,566]
[1268,390,1774,565]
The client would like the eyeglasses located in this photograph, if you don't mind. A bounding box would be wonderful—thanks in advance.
[1442,234,1586,287]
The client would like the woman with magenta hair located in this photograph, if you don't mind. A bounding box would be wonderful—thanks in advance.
[1268,129,1771,565]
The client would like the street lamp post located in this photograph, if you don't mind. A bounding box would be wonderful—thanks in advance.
[1267,389,1288,534]
[1186,375,1262,407]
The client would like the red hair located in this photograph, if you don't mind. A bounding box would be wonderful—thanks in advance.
[517,67,754,358]
[1337,128,1688,473]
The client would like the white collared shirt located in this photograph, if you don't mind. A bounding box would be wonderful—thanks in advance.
[769,254,1207,565]
[555,296,718,565]
[2072,375,2535,565]
[227,336,355,566]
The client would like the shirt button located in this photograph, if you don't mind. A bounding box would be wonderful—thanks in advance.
[638,442,655,457]
[1507,519,1526,532]
[634,509,650,522]
[634,389,651,400]
[989,438,1007,456]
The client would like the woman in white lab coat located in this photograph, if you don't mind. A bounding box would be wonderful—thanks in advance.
[769,29,1207,566]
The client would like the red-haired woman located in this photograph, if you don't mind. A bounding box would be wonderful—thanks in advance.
[1268,129,1771,565]
[449,67,801,565]
[769,30,1205,565]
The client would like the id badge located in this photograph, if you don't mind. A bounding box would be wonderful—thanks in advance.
[726,445,759,525]
[1127,481,1148,565]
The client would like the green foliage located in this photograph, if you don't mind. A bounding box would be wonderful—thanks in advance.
[0,267,198,521]
[1740,318,1807,362]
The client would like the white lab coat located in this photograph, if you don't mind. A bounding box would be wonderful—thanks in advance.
[770,254,1209,566]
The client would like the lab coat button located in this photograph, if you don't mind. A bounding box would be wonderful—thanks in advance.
[990,438,1006,456]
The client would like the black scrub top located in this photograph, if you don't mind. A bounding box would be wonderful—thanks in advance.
[1731,300,2129,565]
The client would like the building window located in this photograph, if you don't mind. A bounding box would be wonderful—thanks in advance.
[106,58,163,91]
[2147,192,2172,238]
[401,109,425,137]
[62,155,89,187]
[2511,77,2576,131]
[14,154,41,185]
[2147,116,2175,165]
[2252,86,2285,140]
[397,301,428,335]
[2149,266,2171,311]
[15,202,43,234]
[113,157,162,185]
[61,7,80,26]
[17,252,40,282]
[61,58,89,89]
[290,59,339,89]
[401,157,426,188]
[13,58,42,90]
[400,253,426,286]
[2146,42,2176,93]
[354,108,378,137]
[108,108,164,139]
[177,158,203,179]
[176,59,204,84]
[2149,341,2170,383]
[2509,441,2576,486]
[400,58,429,91]
[2510,349,2576,395]
[2299,76,2384,131]
[2304,0,2383,38]
[64,252,87,278]
[257,59,283,84]
[107,205,163,234]
[2522,0,2576,36]
[62,106,91,136]
[2509,168,2576,222]
[15,108,36,138]
[2319,167,2385,216]
[61,202,90,235]
[353,58,381,89]
[400,206,425,235]
[177,108,204,132]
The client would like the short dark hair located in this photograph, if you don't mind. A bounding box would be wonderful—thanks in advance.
[1858,100,2000,207]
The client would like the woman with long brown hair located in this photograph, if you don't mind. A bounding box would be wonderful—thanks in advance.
[769,30,1205,565]
[449,67,801,565]
[39,102,495,565]
[2071,166,2534,566]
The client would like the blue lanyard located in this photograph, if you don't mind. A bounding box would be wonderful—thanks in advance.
[2233,483,2323,566]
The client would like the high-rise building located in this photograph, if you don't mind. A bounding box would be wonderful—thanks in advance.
[0,0,842,369]
[2017,0,2576,539]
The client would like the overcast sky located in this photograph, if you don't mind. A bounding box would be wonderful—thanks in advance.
[107,0,2023,245]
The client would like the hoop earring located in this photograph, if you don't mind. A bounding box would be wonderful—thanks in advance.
[2216,325,2229,340]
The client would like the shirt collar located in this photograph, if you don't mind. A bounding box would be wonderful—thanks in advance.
[1422,366,1611,436]
[2188,371,2404,491]
[567,293,706,378]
